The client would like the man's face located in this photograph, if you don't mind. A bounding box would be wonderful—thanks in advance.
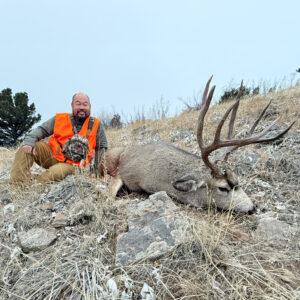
[71,94,91,119]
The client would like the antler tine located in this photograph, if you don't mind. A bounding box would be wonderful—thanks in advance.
[197,76,215,149]
[202,96,240,176]
[197,76,220,175]
[223,119,295,161]
[249,99,272,134]
[214,98,240,143]
[227,80,243,139]
[223,119,295,160]
[201,75,213,108]
[223,99,289,161]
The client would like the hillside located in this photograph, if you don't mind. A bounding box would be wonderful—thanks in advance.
[0,83,299,299]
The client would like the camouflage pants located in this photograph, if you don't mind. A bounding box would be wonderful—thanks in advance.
[10,142,75,184]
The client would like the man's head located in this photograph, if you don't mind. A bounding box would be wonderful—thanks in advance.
[71,93,91,121]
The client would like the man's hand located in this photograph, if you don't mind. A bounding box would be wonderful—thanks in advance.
[22,145,36,155]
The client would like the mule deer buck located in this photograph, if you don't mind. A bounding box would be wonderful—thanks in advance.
[101,76,294,213]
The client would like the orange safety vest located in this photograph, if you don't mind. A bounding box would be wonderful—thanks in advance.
[48,113,100,166]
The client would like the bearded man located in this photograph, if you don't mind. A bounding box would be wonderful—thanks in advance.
[10,93,108,184]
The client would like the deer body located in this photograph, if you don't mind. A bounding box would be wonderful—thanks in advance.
[103,143,255,213]
[118,143,204,193]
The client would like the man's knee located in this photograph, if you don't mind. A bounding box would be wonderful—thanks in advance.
[34,142,58,168]
[10,147,34,183]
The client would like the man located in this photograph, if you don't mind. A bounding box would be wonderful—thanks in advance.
[10,93,108,184]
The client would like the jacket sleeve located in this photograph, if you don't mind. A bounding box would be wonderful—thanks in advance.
[90,121,108,175]
[23,116,56,147]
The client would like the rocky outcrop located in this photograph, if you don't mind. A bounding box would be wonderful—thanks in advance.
[116,191,192,265]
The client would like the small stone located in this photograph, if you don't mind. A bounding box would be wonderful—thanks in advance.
[95,184,107,191]
[0,189,11,204]
[38,203,54,211]
[52,213,69,228]
[3,204,15,215]
[97,231,108,244]
[10,247,22,260]
[230,230,249,242]
[6,223,16,236]
[69,201,95,225]
[275,203,286,212]
[18,228,57,252]
[256,191,265,198]
[140,283,156,300]
[106,278,119,298]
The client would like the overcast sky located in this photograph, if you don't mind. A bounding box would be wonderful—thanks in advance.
[0,0,299,123]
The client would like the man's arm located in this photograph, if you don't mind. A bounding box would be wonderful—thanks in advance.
[90,121,108,176]
[22,116,56,153]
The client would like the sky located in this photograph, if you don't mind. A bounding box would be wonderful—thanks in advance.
[0,0,299,123]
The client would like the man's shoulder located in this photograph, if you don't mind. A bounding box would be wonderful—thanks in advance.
[89,116,100,125]
[54,113,72,121]
[55,113,71,117]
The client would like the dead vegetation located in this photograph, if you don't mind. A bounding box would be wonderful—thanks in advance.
[0,82,300,299]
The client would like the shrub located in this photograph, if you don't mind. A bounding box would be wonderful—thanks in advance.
[109,114,122,128]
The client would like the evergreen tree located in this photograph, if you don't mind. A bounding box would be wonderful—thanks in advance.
[296,68,300,73]
[0,88,41,146]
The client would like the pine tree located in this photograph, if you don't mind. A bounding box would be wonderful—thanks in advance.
[0,88,41,146]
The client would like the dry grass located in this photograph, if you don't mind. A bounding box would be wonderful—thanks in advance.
[0,148,15,173]
[106,82,299,150]
[1,83,300,299]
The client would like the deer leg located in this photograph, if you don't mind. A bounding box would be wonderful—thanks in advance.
[108,175,123,198]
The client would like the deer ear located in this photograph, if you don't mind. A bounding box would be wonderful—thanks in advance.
[172,174,205,192]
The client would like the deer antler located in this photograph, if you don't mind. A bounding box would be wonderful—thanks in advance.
[197,76,295,177]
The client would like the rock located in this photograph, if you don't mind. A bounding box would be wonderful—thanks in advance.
[3,203,15,215]
[18,228,57,252]
[38,203,54,211]
[10,247,22,260]
[116,191,192,265]
[52,213,69,228]
[6,223,16,236]
[106,278,119,298]
[140,283,156,300]
[0,189,11,204]
[255,216,293,242]
[69,200,95,225]
[45,180,80,204]
[97,231,108,244]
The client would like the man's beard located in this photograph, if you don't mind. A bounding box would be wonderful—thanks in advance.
[74,111,89,123]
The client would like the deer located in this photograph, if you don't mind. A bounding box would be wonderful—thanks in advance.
[100,76,294,214]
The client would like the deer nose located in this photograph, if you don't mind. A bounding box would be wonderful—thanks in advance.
[248,205,257,215]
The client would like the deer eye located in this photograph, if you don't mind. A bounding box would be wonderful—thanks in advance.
[218,187,229,193]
